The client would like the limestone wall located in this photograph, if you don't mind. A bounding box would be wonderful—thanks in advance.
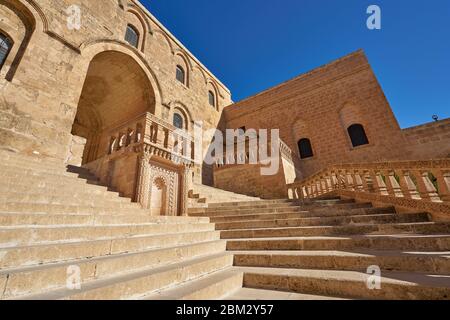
[221,50,415,179]
[402,119,450,160]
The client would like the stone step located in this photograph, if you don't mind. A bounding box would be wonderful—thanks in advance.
[17,253,234,300]
[225,287,348,300]
[239,267,450,300]
[0,166,98,182]
[189,202,299,214]
[206,199,294,208]
[0,179,120,196]
[0,151,67,168]
[226,234,450,251]
[143,268,244,300]
[220,222,450,240]
[233,250,450,274]
[0,175,108,192]
[1,240,227,299]
[0,202,145,215]
[0,222,217,247]
[0,230,221,269]
[0,191,133,206]
[189,206,307,217]
[215,213,430,231]
[208,207,396,224]
[0,213,210,227]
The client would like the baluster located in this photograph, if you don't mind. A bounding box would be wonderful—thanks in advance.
[353,171,364,192]
[370,170,388,195]
[433,170,450,202]
[398,171,420,199]
[360,170,372,193]
[345,171,355,191]
[411,170,440,202]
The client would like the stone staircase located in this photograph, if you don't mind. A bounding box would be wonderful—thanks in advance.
[188,199,450,300]
[0,151,234,300]
[1,150,450,300]
[188,183,260,207]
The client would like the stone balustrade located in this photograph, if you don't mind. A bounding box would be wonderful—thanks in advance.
[287,159,450,219]
[107,112,194,166]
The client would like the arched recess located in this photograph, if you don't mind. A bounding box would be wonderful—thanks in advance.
[151,176,168,216]
[291,118,315,160]
[206,80,220,111]
[174,51,191,87]
[339,103,370,148]
[0,0,37,81]
[125,6,150,52]
[77,40,164,107]
[71,49,157,165]
[170,102,192,132]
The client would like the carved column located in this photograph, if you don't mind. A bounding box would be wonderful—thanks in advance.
[135,151,152,210]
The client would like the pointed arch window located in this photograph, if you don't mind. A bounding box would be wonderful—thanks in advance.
[208,90,216,108]
[0,33,12,70]
[176,65,186,85]
[347,124,369,147]
[125,24,139,48]
[298,138,314,159]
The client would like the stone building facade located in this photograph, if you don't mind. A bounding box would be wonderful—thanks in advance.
[1,0,448,208]
[214,51,450,198]
[0,0,232,215]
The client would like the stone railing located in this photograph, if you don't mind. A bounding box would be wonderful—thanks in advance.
[214,136,295,168]
[287,160,450,219]
[107,112,194,166]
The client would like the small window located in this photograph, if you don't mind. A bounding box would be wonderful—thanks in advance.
[125,25,139,48]
[298,138,314,159]
[208,91,216,108]
[176,65,186,85]
[0,33,12,70]
[347,124,369,147]
[173,113,184,130]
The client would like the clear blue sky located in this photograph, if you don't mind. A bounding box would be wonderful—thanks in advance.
[143,0,450,128]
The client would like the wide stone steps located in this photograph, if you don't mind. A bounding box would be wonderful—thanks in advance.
[220,222,450,240]
[207,199,295,208]
[1,240,227,299]
[16,253,234,300]
[0,222,217,247]
[189,206,307,217]
[0,212,209,227]
[239,267,450,300]
[215,213,430,230]
[189,202,299,214]
[226,234,450,251]
[143,268,244,300]
[208,207,396,223]
[0,230,221,269]
[232,250,450,274]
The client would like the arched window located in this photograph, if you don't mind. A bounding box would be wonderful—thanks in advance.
[176,65,185,85]
[298,138,314,159]
[125,25,139,48]
[347,124,369,147]
[208,91,216,108]
[173,113,184,130]
[0,33,12,70]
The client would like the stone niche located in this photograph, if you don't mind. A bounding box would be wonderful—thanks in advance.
[148,162,179,216]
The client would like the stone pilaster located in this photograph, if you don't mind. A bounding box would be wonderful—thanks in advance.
[135,151,152,209]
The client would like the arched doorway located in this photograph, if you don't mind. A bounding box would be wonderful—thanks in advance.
[71,50,156,165]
